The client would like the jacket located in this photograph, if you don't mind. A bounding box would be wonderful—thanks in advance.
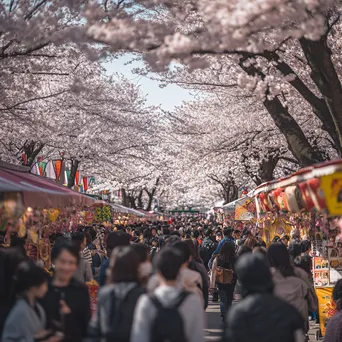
[87,282,144,342]
[212,237,234,256]
[2,298,46,342]
[271,267,310,321]
[39,278,91,342]
[74,256,93,284]
[190,260,209,309]
[222,293,304,342]
[323,310,342,342]
[131,285,205,342]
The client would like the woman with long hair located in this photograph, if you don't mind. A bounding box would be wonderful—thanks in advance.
[2,261,60,342]
[88,245,145,342]
[324,279,342,342]
[40,241,91,342]
[268,243,316,335]
[210,242,236,321]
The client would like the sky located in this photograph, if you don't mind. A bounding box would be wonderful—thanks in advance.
[103,54,193,110]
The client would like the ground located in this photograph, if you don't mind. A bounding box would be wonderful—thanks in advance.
[205,300,321,342]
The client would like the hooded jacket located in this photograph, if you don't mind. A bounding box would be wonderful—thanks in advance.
[222,253,305,342]
[87,282,144,342]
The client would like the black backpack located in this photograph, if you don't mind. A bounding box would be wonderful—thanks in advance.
[150,292,189,342]
[106,286,141,342]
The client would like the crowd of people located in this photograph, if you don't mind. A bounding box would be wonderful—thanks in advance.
[0,217,341,342]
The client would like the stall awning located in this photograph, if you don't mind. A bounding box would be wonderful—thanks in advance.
[110,204,146,217]
[0,163,94,208]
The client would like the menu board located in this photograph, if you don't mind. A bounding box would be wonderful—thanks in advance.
[328,248,342,285]
[313,257,329,287]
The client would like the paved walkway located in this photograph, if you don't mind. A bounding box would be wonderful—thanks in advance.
[205,300,321,342]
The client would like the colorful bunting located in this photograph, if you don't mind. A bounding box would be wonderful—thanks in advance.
[38,162,47,176]
[31,163,41,176]
[45,160,56,179]
[75,170,80,186]
[55,160,63,181]
[83,177,88,192]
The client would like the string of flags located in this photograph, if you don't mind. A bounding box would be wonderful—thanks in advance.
[30,158,96,192]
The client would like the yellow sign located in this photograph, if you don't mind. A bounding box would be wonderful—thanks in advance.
[321,172,342,215]
[316,287,337,336]
[234,198,256,221]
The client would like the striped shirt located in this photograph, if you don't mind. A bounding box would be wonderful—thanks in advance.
[83,247,93,266]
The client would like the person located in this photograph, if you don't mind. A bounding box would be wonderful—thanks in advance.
[0,247,26,335]
[253,246,268,258]
[40,241,91,342]
[222,253,305,342]
[200,229,217,271]
[99,231,130,286]
[212,228,234,256]
[131,243,153,286]
[87,246,145,342]
[83,232,94,267]
[268,243,315,334]
[71,232,93,283]
[323,279,342,342]
[147,241,204,305]
[300,240,313,277]
[131,247,205,342]
[210,242,236,321]
[183,239,209,309]
[2,260,61,342]
[150,237,159,261]
[281,235,290,248]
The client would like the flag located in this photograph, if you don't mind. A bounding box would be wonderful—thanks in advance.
[64,170,70,185]
[83,177,88,192]
[75,170,80,186]
[21,154,27,165]
[58,160,65,185]
[31,163,40,176]
[45,160,56,179]
[55,160,62,181]
[38,162,47,176]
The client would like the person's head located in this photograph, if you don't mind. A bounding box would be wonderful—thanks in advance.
[154,247,184,283]
[301,240,311,254]
[71,232,86,251]
[216,231,223,242]
[333,279,342,311]
[171,241,191,265]
[272,236,280,244]
[87,227,97,241]
[244,237,257,249]
[280,235,290,247]
[204,229,213,238]
[192,230,200,239]
[223,228,233,237]
[106,231,131,257]
[219,241,236,263]
[183,239,201,262]
[165,235,181,246]
[233,230,241,240]
[109,245,140,284]
[151,228,157,237]
[14,260,49,299]
[131,243,152,281]
[253,246,268,258]
[288,242,302,259]
[51,240,80,282]
[268,243,295,277]
[10,233,27,257]
[237,245,252,258]
[162,227,170,236]
[236,253,274,297]
[84,232,92,246]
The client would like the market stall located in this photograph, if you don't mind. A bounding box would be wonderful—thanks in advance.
[252,160,342,339]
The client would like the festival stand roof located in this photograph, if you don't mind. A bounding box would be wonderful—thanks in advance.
[110,203,146,217]
[0,161,95,208]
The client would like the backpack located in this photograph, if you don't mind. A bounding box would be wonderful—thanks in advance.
[150,292,189,342]
[106,286,140,342]
[216,259,234,285]
[200,239,217,267]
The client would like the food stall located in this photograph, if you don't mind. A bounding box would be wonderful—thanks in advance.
[252,160,342,338]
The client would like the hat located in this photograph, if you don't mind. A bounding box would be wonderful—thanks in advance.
[236,253,273,295]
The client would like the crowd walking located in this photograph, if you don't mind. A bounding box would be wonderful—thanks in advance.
[0,217,337,342]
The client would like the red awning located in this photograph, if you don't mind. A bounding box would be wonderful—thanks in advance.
[0,166,94,208]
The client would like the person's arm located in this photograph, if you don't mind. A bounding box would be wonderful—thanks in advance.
[98,260,108,286]
[212,240,223,256]
[130,295,153,342]
[294,329,305,342]
[84,259,93,282]
[209,258,218,289]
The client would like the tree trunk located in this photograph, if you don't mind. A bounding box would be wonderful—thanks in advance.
[239,59,324,167]
[264,50,342,153]
[300,36,342,152]
[67,159,79,188]
[22,141,44,167]
[121,188,130,207]
[145,177,160,211]
[137,189,143,208]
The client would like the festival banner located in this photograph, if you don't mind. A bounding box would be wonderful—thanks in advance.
[45,160,56,180]
[316,287,337,337]
[54,160,63,181]
[38,162,47,176]
[75,170,80,186]
[83,177,88,192]
[320,172,342,215]
[234,197,256,221]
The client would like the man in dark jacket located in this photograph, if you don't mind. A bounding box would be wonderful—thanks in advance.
[200,229,217,270]
[222,253,305,342]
